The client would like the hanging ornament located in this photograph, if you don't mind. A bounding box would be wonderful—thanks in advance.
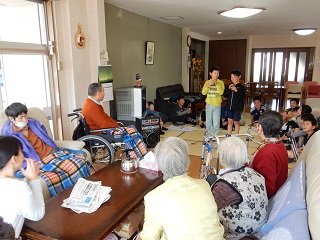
[75,24,86,49]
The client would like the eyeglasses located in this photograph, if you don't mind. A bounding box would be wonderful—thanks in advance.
[15,115,28,121]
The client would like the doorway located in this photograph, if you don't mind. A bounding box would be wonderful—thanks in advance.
[189,38,205,93]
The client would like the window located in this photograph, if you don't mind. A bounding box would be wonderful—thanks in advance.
[0,0,59,136]
[251,48,315,85]
[0,1,46,44]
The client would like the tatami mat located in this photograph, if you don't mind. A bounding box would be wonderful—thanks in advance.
[160,130,184,138]
[159,112,261,157]
[179,129,205,141]
[184,140,203,156]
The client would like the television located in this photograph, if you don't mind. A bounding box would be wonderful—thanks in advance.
[98,65,113,83]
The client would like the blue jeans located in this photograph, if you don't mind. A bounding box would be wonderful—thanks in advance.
[206,104,221,135]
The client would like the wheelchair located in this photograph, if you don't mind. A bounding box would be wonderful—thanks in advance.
[200,125,262,179]
[284,126,299,162]
[68,108,126,166]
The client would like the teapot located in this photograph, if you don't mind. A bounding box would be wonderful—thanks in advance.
[120,149,139,174]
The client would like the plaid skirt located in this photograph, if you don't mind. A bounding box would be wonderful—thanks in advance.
[40,148,90,197]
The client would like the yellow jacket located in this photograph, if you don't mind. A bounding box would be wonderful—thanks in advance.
[139,175,225,240]
[201,79,225,106]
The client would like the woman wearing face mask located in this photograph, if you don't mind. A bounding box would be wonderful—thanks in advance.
[2,102,90,197]
[0,136,45,239]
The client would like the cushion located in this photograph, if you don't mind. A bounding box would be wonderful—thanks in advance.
[260,209,309,240]
[259,160,308,237]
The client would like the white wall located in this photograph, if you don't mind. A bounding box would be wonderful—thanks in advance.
[54,0,108,139]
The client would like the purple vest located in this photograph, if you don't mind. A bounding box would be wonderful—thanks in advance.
[2,118,58,161]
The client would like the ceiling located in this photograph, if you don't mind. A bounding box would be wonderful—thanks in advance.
[105,0,320,38]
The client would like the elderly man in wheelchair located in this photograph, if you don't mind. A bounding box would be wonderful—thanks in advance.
[75,83,148,164]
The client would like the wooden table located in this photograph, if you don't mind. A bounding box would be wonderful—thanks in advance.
[21,161,163,240]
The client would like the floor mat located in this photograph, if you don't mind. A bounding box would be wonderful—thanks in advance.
[179,129,205,141]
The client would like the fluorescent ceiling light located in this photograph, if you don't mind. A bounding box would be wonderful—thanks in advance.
[160,16,184,20]
[220,7,264,18]
[293,28,316,36]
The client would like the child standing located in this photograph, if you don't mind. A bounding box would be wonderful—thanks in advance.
[201,66,225,135]
[224,69,246,135]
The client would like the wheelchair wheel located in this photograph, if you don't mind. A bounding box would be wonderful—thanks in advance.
[78,135,115,164]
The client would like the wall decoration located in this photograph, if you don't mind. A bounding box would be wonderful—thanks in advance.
[145,41,155,65]
[75,24,86,49]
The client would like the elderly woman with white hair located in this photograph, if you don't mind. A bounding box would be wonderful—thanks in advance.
[138,137,224,240]
[212,137,268,239]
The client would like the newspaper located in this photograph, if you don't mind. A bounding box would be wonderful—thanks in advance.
[61,178,112,213]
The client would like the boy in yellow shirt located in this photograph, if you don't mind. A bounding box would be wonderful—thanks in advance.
[201,66,225,135]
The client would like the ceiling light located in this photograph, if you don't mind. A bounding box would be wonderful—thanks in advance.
[160,16,184,20]
[217,32,222,35]
[293,28,316,36]
[219,7,264,18]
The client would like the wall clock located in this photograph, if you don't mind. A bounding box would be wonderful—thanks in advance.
[187,35,192,47]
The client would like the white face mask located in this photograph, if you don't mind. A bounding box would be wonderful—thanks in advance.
[14,120,28,129]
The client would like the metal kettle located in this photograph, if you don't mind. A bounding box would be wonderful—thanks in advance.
[120,149,139,174]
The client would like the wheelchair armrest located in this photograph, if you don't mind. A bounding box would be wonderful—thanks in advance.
[89,125,125,134]
[117,122,125,127]
[54,140,85,150]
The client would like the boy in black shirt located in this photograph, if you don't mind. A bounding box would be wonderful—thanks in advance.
[224,69,246,135]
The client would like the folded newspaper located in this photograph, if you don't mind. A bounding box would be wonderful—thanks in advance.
[61,178,112,213]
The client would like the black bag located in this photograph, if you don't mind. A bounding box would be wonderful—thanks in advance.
[72,121,86,140]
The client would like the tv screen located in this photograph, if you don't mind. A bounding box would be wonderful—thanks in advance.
[98,65,113,83]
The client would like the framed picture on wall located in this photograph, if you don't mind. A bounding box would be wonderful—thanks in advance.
[145,41,155,65]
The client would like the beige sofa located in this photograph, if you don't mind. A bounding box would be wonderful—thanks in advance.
[299,130,320,240]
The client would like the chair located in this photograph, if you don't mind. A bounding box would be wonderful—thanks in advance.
[245,82,259,108]
[305,98,320,118]
[28,107,86,150]
[0,107,88,200]
[261,82,277,109]
[284,83,304,108]
[284,81,299,87]
[305,84,320,98]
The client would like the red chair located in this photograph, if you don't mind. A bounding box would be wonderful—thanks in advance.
[303,81,318,96]
[306,84,320,98]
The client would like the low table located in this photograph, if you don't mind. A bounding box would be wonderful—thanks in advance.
[21,161,163,240]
